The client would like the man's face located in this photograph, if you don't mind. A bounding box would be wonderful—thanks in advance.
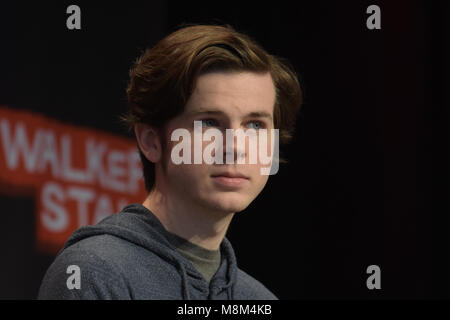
[160,71,276,215]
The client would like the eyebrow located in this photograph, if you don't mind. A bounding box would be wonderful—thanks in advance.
[187,109,273,121]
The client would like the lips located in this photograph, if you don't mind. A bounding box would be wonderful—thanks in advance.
[211,171,249,188]
[210,172,249,179]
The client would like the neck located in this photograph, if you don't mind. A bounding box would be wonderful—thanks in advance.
[142,187,234,251]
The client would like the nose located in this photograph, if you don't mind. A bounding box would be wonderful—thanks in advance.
[222,125,255,165]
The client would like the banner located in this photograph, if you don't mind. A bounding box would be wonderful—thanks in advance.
[0,106,146,254]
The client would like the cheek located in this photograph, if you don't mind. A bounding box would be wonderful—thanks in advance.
[252,169,270,190]
[244,164,270,192]
[166,162,211,188]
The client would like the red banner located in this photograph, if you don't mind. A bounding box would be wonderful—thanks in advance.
[0,106,147,254]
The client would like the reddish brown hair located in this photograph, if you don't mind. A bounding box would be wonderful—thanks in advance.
[120,24,302,193]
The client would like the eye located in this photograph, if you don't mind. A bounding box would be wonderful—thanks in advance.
[201,119,219,128]
[246,121,265,130]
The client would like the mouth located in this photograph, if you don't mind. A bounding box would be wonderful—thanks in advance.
[211,172,249,188]
[211,171,249,179]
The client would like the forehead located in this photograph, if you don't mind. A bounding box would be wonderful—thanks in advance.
[184,71,276,117]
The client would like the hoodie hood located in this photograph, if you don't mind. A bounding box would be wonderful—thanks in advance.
[61,203,238,300]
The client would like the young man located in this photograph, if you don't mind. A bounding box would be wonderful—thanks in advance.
[38,24,302,300]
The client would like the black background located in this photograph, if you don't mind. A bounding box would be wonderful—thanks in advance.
[0,0,448,299]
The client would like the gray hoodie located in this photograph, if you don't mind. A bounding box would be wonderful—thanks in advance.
[37,203,277,300]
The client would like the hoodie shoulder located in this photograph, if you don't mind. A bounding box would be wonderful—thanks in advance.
[38,234,132,299]
[38,232,184,300]
[234,268,278,300]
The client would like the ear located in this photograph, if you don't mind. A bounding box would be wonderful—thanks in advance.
[134,123,162,163]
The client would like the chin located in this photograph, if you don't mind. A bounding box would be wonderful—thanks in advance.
[206,192,252,214]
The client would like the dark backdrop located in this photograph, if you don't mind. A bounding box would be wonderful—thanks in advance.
[0,0,448,299]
